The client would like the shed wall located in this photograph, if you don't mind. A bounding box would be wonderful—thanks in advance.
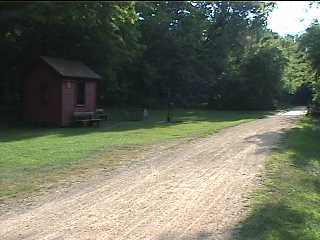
[61,79,97,126]
[24,63,61,125]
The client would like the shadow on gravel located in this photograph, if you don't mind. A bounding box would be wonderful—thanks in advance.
[156,231,217,240]
[244,130,287,156]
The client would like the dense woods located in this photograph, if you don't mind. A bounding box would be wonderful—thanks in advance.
[0,1,319,112]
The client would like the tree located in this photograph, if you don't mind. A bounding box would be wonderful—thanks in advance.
[240,38,286,109]
[0,2,142,107]
[299,21,320,105]
[0,1,299,112]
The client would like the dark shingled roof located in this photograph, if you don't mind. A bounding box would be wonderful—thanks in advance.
[41,56,102,80]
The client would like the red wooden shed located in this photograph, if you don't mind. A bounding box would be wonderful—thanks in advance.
[24,56,102,126]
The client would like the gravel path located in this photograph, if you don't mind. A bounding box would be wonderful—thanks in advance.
[0,108,306,240]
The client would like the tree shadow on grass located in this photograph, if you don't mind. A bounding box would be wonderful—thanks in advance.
[0,110,271,142]
[259,117,320,170]
[234,202,306,240]
[282,119,320,170]
[235,117,320,240]
[154,204,305,240]
[302,177,320,194]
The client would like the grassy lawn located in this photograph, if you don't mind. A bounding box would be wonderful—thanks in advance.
[237,116,320,240]
[0,109,267,201]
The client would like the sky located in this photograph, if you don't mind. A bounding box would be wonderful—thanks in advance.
[267,1,320,36]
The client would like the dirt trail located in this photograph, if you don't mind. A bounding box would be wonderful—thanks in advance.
[0,108,306,240]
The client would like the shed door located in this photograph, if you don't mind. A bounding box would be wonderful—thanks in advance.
[76,80,86,105]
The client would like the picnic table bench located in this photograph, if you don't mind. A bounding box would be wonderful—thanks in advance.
[95,108,108,120]
[73,111,103,127]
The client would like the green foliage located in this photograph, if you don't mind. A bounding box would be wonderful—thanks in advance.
[280,36,313,94]
[299,22,320,106]
[0,1,307,110]
[239,39,286,109]
[135,1,278,109]
[0,2,142,106]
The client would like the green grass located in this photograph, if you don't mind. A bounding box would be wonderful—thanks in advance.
[237,116,320,240]
[0,109,267,200]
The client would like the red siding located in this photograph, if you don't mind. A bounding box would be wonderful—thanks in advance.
[61,80,76,126]
[24,63,61,125]
[61,80,97,126]
[24,60,98,127]
[85,81,97,111]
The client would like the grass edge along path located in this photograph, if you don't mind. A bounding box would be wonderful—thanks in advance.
[0,110,267,202]
[236,116,320,240]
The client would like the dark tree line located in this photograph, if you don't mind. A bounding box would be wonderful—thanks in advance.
[0,1,316,112]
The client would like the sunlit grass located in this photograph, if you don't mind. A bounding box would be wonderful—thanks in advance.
[0,109,267,200]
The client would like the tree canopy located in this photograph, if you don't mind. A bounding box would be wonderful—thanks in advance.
[0,1,316,111]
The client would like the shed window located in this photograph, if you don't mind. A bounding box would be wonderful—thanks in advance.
[77,80,85,105]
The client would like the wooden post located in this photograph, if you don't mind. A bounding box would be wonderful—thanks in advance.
[167,88,171,123]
